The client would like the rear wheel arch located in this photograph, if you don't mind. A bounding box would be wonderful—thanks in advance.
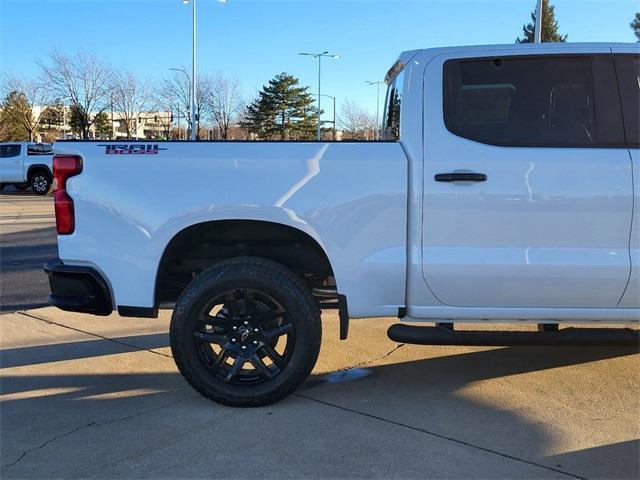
[154,219,335,308]
[27,164,52,181]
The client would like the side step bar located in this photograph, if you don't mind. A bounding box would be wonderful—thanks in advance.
[387,324,640,347]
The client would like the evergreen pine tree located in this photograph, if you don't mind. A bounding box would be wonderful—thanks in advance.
[93,112,112,138]
[516,0,567,43]
[631,13,640,42]
[68,104,87,137]
[0,91,32,141]
[242,73,317,140]
[40,101,64,130]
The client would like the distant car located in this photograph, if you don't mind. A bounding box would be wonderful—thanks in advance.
[0,142,54,195]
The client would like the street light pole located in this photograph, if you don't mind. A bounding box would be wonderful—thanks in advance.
[191,0,197,139]
[182,0,198,139]
[366,80,384,140]
[535,0,543,43]
[319,94,336,140]
[299,51,339,140]
[182,0,226,139]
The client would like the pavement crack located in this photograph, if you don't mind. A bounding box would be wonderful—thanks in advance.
[3,396,196,468]
[3,422,97,468]
[293,393,587,480]
[17,311,172,358]
[381,342,405,360]
[350,342,406,370]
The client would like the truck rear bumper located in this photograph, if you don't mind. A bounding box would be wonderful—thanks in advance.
[44,260,113,316]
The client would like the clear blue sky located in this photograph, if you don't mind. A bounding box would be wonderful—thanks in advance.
[1,0,638,114]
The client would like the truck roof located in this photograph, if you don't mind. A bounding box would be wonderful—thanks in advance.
[400,42,638,61]
[388,42,638,82]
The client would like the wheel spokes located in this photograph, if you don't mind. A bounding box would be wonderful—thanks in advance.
[193,331,227,345]
[224,355,245,383]
[251,305,286,324]
[193,288,292,386]
[250,354,274,379]
[198,313,228,327]
[263,323,293,341]
[211,348,230,373]
[260,342,286,370]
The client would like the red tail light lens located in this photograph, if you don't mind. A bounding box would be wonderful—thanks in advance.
[53,155,83,235]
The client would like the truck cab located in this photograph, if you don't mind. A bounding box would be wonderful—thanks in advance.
[0,142,54,194]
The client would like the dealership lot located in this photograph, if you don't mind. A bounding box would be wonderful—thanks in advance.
[1,192,639,479]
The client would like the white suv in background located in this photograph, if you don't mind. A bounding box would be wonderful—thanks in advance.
[0,142,54,195]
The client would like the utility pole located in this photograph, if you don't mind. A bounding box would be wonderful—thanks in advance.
[535,0,543,43]
[181,0,198,139]
[366,80,384,140]
[111,93,115,139]
[299,51,340,140]
[320,94,336,140]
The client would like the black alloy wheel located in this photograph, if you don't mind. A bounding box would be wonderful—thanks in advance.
[193,288,295,385]
[170,257,322,407]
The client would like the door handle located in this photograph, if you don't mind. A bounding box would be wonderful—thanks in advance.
[434,172,487,182]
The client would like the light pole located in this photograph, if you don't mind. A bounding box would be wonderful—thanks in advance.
[170,67,191,140]
[299,51,339,140]
[181,0,197,140]
[319,94,336,140]
[534,0,543,43]
[366,80,384,140]
[181,0,227,140]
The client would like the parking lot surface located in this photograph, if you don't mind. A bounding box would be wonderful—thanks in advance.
[1,192,639,479]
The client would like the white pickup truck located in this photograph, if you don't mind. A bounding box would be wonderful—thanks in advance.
[0,142,54,194]
[46,43,639,406]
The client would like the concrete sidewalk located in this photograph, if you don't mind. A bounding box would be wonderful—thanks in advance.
[1,307,638,479]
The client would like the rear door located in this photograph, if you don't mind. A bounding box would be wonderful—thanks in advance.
[0,144,24,182]
[421,50,633,308]
[613,48,640,308]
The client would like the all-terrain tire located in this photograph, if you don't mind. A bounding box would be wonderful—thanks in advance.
[170,256,322,407]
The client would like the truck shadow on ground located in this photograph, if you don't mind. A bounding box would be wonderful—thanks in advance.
[1,333,638,478]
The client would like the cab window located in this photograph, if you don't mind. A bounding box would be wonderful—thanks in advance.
[443,55,621,147]
[0,145,21,158]
[383,70,404,140]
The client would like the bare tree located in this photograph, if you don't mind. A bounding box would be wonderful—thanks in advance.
[159,70,209,139]
[0,114,12,141]
[206,73,244,140]
[111,71,154,139]
[38,49,113,139]
[0,75,52,141]
[339,100,376,140]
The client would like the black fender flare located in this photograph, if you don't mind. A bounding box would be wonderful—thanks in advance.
[27,164,52,181]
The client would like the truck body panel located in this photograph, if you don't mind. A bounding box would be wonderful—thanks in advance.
[55,142,408,317]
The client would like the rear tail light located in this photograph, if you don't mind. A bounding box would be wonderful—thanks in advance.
[53,155,83,235]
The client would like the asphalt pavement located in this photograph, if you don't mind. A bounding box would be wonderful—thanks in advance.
[1,189,639,479]
[0,188,57,312]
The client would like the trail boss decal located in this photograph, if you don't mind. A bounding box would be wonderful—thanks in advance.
[98,144,167,155]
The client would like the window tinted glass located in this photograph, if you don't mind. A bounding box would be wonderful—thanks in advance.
[614,54,640,147]
[27,144,53,155]
[0,145,21,158]
[444,56,600,146]
[383,70,404,140]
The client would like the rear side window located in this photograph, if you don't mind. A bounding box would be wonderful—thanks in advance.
[27,144,53,155]
[382,70,404,140]
[443,55,622,147]
[614,54,640,148]
[0,145,21,158]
